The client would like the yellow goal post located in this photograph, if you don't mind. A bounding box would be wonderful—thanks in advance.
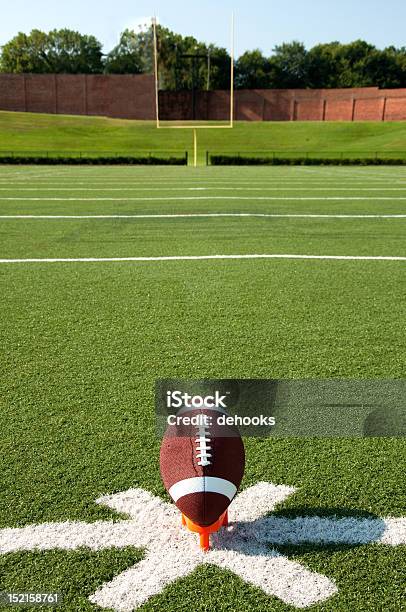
[152,14,235,167]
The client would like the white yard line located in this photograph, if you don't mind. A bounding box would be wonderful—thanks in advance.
[1,255,405,264]
[2,196,406,202]
[1,187,406,191]
[1,214,405,220]
[0,178,404,183]
[0,177,405,184]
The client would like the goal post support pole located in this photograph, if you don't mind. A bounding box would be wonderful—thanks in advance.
[193,129,197,167]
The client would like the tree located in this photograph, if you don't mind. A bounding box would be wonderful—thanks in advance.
[359,49,402,88]
[2,25,406,89]
[206,45,231,90]
[155,26,230,90]
[362,47,406,88]
[307,42,345,88]
[392,47,406,87]
[1,30,49,73]
[336,40,377,87]
[0,29,104,74]
[105,29,144,74]
[105,25,231,88]
[307,40,406,88]
[269,42,309,88]
[235,50,271,88]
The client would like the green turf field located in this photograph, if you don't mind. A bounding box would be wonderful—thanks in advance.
[1,112,406,164]
[0,165,405,611]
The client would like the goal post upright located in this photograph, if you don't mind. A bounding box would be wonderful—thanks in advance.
[230,12,235,128]
[152,13,235,167]
[152,16,160,129]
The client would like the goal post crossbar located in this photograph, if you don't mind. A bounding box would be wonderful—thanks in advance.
[156,125,234,130]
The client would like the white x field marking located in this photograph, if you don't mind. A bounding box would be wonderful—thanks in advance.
[0,483,404,611]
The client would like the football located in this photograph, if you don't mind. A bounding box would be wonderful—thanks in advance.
[160,407,245,527]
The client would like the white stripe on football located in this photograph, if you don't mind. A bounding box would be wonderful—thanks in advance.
[169,477,237,503]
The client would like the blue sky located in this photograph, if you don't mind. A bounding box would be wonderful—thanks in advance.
[1,0,405,56]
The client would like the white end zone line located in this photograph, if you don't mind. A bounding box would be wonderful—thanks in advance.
[1,254,405,264]
[0,214,405,220]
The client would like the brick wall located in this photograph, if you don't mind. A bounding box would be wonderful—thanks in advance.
[324,98,354,121]
[1,74,406,121]
[159,87,406,122]
[0,74,155,119]
[0,75,26,111]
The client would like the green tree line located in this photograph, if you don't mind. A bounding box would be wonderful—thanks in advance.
[1,27,406,89]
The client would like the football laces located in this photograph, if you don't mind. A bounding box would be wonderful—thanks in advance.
[195,424,212,466]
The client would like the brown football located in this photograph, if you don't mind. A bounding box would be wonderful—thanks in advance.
[160,407,245,527]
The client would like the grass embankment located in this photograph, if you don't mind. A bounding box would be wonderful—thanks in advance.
[1,111,406,164]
